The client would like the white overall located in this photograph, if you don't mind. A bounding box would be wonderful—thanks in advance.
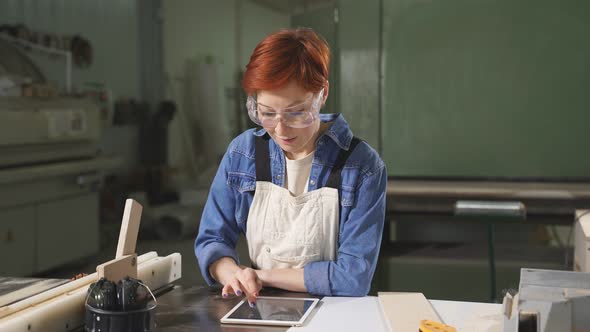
[245,135,360,270]
[246,181,339,269]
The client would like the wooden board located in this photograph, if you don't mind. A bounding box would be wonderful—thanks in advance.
[96,199,142,282]
[378,292,441,332]
[0,278,68,307]
[96,254,137,281]
[115,199,142,258]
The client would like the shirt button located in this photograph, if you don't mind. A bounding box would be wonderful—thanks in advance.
[277,175,282,179]
[266,247,271,253]
[310,179,316,185]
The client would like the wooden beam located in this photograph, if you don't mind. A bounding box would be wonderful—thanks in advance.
[115,199,142,258]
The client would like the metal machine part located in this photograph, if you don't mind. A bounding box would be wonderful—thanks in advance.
[454,200,527,302]
[0,97,119,276]
[0,277,68,307]
[0,97,100,167]
[574,210,590,273]
[502,268,590,332]
[454,200,527,219]
[0,38,46,84]
[518,311,538,332]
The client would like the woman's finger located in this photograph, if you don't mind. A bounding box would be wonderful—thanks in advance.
[239,272,258,294]
[236,270,261,306]
[221,283,232,298]
[229,278,243,297]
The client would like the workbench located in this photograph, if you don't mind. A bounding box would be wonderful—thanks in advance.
[149,286,502,332]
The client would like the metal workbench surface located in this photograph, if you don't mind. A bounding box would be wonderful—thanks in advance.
[154,286,319,332]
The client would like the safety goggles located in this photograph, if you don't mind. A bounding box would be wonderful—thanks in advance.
[246,89,324,128]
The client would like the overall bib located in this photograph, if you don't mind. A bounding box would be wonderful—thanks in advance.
[246,134,360,270]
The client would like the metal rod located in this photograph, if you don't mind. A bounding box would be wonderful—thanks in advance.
[488,222,497,303]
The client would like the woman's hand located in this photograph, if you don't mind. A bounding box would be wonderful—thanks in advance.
[222,267,263,306]
[209,257,262,306]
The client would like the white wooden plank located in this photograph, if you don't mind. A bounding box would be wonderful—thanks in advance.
[377,292,441,332]
[575,210,590,272]
[0,278,67,307]
[0,251,157,319]
[0,253,181,332]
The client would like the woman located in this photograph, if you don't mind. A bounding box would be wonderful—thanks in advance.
[195,28,386,306]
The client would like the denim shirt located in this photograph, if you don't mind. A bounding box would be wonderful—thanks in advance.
[195,113,387,296]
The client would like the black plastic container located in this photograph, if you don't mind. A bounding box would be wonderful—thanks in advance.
[84,302,156,332]
[84,277,157,332]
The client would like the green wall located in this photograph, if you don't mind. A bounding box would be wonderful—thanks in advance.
[295,0,590,179]
[338,0,382,152]
[382,0,590,178]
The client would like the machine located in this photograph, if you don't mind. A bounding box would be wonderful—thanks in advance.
[501,210,590,332]
[0,36,120,276]
[0,96,121,277]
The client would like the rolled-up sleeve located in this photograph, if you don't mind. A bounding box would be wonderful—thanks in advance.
[304,164,387,296]
[195,148,241,285]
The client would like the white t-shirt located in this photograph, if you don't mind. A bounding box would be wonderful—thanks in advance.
[284,150,315,196]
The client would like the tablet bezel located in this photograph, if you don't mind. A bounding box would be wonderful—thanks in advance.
[219,296,320,327]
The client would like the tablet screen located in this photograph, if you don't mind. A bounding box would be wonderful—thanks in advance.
[222,297,319,326]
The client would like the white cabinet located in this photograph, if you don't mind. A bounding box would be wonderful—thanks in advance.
[0,98,112,277]
[0,207,36,276]
[0,159,108,276]
[0,193,100,276]
[36,194,99,272]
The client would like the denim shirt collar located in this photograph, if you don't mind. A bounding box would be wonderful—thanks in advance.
[253,113,354,150]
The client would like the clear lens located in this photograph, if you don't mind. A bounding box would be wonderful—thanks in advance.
[258,109,315,128]
[247,89,323,128]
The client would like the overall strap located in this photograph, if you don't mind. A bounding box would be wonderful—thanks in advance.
[255,134,272,182]
[325,137,362,189]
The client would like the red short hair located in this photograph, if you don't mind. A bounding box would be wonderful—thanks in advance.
[242,28,330,95]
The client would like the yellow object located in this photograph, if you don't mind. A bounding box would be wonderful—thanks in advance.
[419,319,457,332]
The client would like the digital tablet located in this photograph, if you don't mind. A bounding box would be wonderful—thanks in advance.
[220,296,320,327]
